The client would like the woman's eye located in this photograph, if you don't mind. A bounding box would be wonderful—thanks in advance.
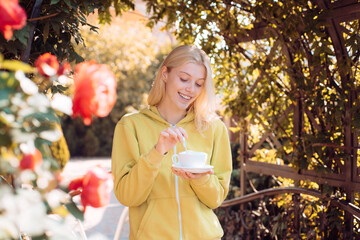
[180,78,188,82]
[196,82,203,87]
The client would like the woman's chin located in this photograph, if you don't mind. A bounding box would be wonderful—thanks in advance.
[175,103,191,112]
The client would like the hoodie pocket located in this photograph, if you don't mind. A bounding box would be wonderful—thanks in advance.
[136,198,179,240]
[182,197,223,239]
[136,199,155,239]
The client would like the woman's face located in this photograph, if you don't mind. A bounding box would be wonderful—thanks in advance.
[162,62,206,113]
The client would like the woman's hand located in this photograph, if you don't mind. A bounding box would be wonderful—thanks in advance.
[155,126,187,155]
[171,167,214,179]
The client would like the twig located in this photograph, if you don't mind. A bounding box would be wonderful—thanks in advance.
[27,12,60,22]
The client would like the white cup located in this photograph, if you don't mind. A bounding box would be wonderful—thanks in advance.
[172,150,207,168]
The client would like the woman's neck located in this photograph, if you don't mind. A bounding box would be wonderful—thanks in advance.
[157,103,186,125]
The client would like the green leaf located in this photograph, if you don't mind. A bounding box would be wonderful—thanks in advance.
[0,60,34,73]
[63,0,72,8]
[0,134,11,146]
[0,89,10,109]
[77,11,87,23]
[0,72,17,89]
[65,200,84,221]
[323,46,334,55]
[13,24,30,46]
[56,85,69,91]
[31,234,48,240]
[50,0,61,4]
[43,21,50,44]
[51,21,61,36]
[25,111,59,123]
[4,41,18,55]
[69,50,84,63]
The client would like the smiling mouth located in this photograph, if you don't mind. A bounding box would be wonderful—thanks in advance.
[179,92,192,101]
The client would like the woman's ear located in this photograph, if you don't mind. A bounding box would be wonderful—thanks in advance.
[161,66,168,82]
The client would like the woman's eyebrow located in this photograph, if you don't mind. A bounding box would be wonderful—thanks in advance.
[179,71,191,76]
[179,71,205,80]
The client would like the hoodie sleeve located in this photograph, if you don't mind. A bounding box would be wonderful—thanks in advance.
[189,120,232,209]
[111,119,166,207]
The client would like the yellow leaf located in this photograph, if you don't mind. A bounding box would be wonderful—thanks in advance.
[229,126,240,133]
[1,60,34,73]
[52,205,69,217]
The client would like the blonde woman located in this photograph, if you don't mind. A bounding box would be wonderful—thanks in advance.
[112,45,232,239]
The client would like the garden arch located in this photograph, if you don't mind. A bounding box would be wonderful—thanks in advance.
[220,0,360,238]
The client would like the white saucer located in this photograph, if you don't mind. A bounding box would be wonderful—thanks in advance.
[172,164,214,173]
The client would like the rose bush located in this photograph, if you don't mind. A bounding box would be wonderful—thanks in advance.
[0,1,117,238]
[0,55,74,239]
[0,51,116,239]
[0,0,120,238]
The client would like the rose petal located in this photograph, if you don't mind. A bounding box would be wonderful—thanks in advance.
[51,93,73,115]
[0,0,27,40]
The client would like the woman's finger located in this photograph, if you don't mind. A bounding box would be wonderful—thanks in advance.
[177,127,188,139]
[171,168,190,179]
[160,130,170,138]
[185,172,193,178]
[165,128,179,142]
[187,170,214,179]
[172,127,184,142]
[180,171,190,179]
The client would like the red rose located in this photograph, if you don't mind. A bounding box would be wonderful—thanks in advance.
[35,53,60,77]
[68,166,113,211]
[72,61,117,125]
[57,62,71,76]
[0,0,27,40]
[19,148,43,171]
[68,176,84,191]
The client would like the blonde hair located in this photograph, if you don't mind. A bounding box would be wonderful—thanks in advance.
[147,45,217,131]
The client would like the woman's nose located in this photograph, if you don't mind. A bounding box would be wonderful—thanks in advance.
[185,82,195,92]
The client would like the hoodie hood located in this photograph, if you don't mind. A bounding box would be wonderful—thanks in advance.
[140,105,195,126]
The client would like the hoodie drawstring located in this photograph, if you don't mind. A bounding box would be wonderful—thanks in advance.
[173,143,183,240]
[170,123,183,240]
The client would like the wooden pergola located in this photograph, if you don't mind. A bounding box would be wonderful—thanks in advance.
[221,0,360,238]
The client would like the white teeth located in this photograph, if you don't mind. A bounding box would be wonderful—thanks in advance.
[179,93,191,100]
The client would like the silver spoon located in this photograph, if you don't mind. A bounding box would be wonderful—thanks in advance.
[182,136,187,152]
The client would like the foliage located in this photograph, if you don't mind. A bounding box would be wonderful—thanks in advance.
[62,18,172,156]
[142,0,360,237]
[0,56,75,239]
[216,192,355,239]
[1,0,135,63]
[217,144,359,239]
[144,0,360,172]
[0,0,138,238]
[0,58,64,160]
[142,1,360,171]
[0,51,116,239]
[49,131,70,170]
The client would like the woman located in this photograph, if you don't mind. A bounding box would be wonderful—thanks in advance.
[111,45,232,239]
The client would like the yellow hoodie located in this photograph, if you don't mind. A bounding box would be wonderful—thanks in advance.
[111,106,232,240]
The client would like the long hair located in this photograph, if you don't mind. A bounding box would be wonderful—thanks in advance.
[147,45,217,131]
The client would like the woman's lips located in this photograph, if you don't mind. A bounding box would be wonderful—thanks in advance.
[178,92,192,100]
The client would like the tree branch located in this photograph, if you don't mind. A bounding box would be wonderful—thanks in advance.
[27,12,59,22]
[21,0,43,63]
